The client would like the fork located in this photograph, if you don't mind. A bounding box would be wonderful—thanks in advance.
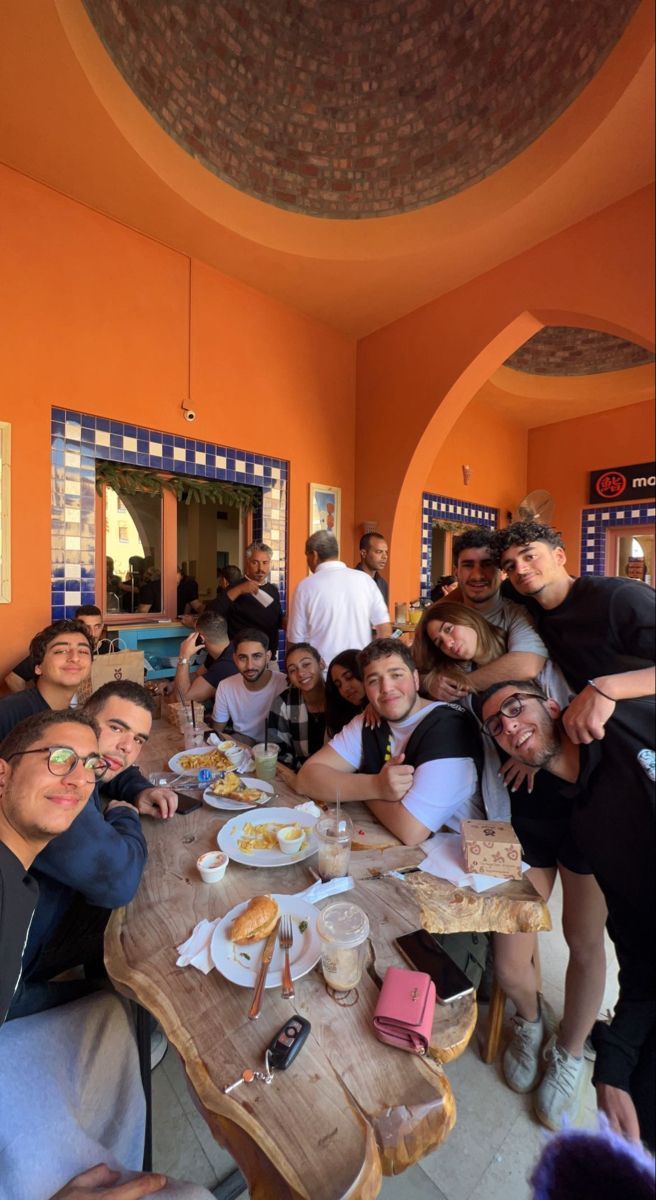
[279,916,294,1000]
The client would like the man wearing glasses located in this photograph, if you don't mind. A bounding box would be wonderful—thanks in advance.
[5,683,158,1019]
[479,679,655,1149]
[0,620,94,740]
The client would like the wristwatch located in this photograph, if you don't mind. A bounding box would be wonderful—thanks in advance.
[178,657,189,665]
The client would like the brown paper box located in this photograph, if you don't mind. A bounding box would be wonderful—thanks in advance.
[461,819,523,880]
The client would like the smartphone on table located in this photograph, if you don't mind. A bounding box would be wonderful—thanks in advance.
[395,929,475,1004]
[174,791,203,816]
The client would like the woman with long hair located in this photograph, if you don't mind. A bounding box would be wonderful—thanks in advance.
[414,600,607,1131]
[324,649,367,736]
[413,600,506,694]
[267,642,327,790]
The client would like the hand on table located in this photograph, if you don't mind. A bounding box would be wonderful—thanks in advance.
[498,757,538,794]
[563,686,615,744]
[50,1164,167,1199]
[136,787,178,819]
[377,753,414,802]
[595,1083,641,1142]
[276,762,298,791]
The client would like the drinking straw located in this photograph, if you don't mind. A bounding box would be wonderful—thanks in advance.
[264,718,269,752]
[335,783,341,829]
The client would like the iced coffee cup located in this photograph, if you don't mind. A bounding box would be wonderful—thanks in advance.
[252,743,279,782]
[315,810,353,881]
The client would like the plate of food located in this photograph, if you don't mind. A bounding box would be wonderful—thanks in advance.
[203,775,274,811]
[217,806,318,867]
[168,743,253,776]
[210,893,320,988]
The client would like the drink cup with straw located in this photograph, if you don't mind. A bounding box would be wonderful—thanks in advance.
[253,718,278,782]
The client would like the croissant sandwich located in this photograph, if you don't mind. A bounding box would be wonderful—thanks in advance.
[230,894,279,944]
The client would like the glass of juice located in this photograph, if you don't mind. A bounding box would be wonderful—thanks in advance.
[252,743,279,782]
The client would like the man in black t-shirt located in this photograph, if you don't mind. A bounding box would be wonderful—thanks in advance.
[206,539,283,660]
[173,611,237,706]
[492,521,654,745]
[3,605,113,694]
[480,678,655,1149]
[176,567,201,616]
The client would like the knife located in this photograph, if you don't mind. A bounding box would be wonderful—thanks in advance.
[247,919,280,1020]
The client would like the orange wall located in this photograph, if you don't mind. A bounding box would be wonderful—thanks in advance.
[356,185,655,604]
[528,398,655,567]
[0,166,356,680]
[423,391,527,520]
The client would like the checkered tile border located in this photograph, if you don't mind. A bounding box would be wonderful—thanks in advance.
[420,491,498,597]
[580,502,656,575]
[50,408,288,625]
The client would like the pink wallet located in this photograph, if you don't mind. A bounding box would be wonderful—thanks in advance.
[373,966,436,1055]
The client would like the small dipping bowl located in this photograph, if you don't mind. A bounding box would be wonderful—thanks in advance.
[197,851,228,883]
[215,739,242,764]
[276,825,305,855]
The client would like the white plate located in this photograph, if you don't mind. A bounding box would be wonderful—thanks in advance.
[217,806,318,867]
[203,776,275,811]
[167,746,253,776]
[210,893,320,988]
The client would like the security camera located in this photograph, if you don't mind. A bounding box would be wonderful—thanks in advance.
[183,408,196,423]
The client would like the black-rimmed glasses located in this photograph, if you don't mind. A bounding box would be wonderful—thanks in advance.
[482,693,545,739]
[6,745,109,780]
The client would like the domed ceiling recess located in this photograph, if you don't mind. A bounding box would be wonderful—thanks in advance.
[504,327,656,376]
[82,0,639,219]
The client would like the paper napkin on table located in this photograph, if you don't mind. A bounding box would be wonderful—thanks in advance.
[176,918,221,974]
[419,832,530,893]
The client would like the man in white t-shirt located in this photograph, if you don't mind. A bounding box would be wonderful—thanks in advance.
[211,628,287,744]
[287,532,391,669]
[297,640,483,845]
[426,528,547,702]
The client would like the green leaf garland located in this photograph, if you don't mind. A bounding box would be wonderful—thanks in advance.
[95,460,259,511]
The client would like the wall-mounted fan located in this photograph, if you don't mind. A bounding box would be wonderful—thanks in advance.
[514,489,556,524]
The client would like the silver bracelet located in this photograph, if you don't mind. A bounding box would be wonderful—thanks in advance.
[586,678,614,701]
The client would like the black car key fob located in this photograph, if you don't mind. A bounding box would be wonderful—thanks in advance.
[267,1016,310,1071]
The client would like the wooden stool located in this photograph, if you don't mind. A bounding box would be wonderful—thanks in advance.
[482,941,542,1064]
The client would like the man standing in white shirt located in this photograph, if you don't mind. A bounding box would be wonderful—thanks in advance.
[211,629,287,744]
[287,532,391,668]
[298,639,483,845]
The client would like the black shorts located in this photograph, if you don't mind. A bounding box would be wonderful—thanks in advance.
[511,813,592,875]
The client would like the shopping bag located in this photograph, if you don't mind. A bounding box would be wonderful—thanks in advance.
[76,639,145,702]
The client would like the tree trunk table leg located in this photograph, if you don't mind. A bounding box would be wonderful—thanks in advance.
[482,979,505,1064]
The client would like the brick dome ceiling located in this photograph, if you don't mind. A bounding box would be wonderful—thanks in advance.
[504,327,656,376]
[82,0,639,219]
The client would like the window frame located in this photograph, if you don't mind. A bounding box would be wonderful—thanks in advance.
[96,483,176,623]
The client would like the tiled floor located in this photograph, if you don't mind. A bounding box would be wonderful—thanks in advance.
[153,876,619,1199]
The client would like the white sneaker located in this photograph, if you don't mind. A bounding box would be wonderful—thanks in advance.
[150,1027,168,1070]
[502,1003,546,1093]
[534,1035,586,1130]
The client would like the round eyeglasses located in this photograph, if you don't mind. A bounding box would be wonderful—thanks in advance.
[6,745,109,780]
[482,692,546,739]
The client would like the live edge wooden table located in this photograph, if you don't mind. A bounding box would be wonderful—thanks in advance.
[105,722,549,1200]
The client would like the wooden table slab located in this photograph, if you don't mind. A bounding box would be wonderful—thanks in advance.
[105,723,478,1199]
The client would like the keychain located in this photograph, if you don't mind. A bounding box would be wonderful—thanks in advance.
[222,1016,310,1095]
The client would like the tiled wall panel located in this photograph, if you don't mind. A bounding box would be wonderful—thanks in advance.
[580,502,655,576]
[51,408,288,629]
[420,492,498,597]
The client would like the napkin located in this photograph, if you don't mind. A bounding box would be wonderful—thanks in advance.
[176,917,221,974]
[420,832,530,893]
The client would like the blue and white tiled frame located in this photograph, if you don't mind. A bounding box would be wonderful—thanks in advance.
[580,501,656,575]
[50,408,288,620]
[420,491,498,598]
